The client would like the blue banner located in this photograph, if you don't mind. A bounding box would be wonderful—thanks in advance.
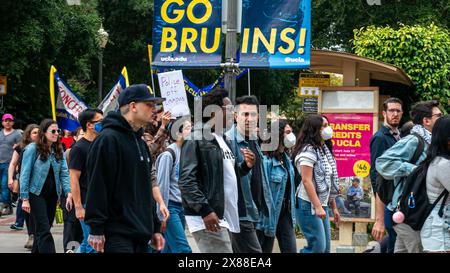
[97,67,129,115]
[53,72,88,132]
[152,0,223,68]
[239,0,311,68]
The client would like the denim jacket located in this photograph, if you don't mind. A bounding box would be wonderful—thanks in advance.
[225,125,273,222]
[375,134,428,211]
[20,143,70,200]
[257,152,296,237]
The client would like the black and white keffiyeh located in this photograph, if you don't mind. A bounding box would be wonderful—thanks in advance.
[314,144,340,204]
[410,124,432,144]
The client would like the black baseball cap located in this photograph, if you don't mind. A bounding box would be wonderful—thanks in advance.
[118,84,165,107]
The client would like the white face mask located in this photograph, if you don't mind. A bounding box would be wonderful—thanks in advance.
[321,126,333,140]
[284,133,296,148]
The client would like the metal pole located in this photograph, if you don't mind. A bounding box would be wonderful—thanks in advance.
[247,69,251,96]
[98,49,103,102]
[224,0,237,103]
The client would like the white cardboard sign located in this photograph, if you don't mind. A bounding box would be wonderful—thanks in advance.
[157,70,190,117]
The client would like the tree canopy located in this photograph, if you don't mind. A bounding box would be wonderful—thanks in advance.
[0,0,449,126]
[353,23,450,107]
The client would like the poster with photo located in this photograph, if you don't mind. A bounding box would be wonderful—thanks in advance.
[332,176,373,219]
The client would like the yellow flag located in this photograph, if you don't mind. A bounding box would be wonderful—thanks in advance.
[121,67,129,87]
[49,66,57,121]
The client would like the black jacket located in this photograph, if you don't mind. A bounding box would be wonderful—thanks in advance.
[178,125,251,219]
[85,111,160,242]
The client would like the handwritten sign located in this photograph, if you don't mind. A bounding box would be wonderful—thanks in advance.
[158,70,191,117]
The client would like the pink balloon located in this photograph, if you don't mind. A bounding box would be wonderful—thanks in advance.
[392,211,405,224]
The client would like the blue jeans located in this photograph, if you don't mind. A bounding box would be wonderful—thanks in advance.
[0,162,11,206]
[162,201,192,253]
[384,207,397,253]
[15,199,25,227]
[76,204,96,253]
[295,197,331,253]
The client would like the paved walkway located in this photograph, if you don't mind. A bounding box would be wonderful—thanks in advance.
[0,208,340,253]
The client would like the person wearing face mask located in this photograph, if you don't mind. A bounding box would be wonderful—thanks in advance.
[256,120,297,253]
[69,108,103,253]
[291,114,340,253]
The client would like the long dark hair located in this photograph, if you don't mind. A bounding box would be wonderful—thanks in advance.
[36,119,64,161]
[19,124,39,149]
[321,115,334,156]
[291,114,324,160]
[265,120,288,160]
[424,115,450,166]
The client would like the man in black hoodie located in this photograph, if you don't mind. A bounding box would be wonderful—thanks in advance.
[85,84,165,253]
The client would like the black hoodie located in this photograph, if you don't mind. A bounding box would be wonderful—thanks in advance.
[85,111,160,242]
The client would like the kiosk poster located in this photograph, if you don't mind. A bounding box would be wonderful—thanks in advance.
[326,113,374,219]
[239,0,311,68]
[152,0,222,67]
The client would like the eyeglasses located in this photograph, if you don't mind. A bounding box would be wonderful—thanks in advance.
[387,109,403,114]
[47,129,61,135]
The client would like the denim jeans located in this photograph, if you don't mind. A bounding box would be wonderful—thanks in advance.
[77,204,96,253]
[0,162,11,206]
[384,207,397,253]
[295,197,331,253]
[162,201,192,253]
[15,199,25,227]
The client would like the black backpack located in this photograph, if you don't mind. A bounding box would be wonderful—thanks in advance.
[398,162,449,230]
[292,158,302,208]
[376,133,425,205]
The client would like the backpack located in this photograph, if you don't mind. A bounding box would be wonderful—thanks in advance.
[376,133,425,205]
[165,147,176,166]
[292,158,302,208]
[398,162,449,230]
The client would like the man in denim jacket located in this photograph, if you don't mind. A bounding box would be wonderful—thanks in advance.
[225,96,272,253]
[376,100,442,253]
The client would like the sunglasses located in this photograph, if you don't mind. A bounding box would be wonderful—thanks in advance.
[47,129,62,135]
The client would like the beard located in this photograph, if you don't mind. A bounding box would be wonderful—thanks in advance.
[386,117,400,127]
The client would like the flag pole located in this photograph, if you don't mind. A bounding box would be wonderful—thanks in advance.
[49,66,57,121]
[148,44,156,94]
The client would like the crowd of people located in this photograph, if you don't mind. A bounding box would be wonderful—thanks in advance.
[0,84,448,253]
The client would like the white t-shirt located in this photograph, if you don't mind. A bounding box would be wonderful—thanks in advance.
[185,133,240,234]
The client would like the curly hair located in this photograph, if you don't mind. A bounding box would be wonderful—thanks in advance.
[36,119,64,161]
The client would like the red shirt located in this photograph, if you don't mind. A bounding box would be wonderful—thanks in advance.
[61,136,74,150]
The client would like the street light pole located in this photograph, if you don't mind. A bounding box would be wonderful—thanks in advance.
[98,25,108,103]
[224,0,238,103]
[98,49,103,102]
